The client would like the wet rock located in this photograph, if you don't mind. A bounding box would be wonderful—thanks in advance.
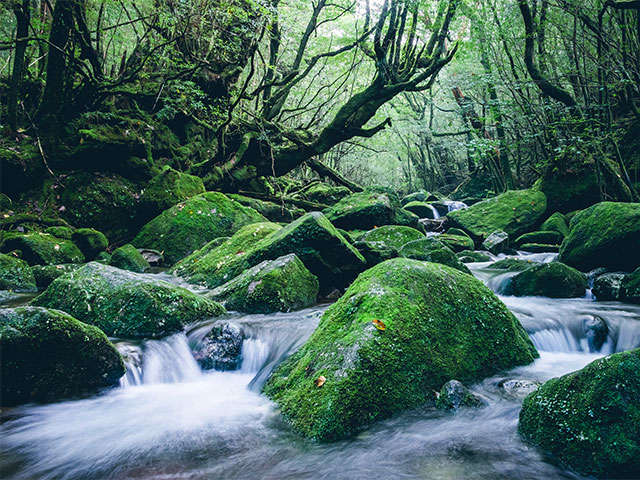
[511,262,587,298]
[138,248,164,267]
[31,264,80,288]
[446,189,547,245]
[400,238,471,274]
[592,272,626,301]
[584,315,608,352]
[482,230,509,255]
[518,243,559,253]
[209,254,319,314]
[32,262,225,338]
[518,349,640,478]
[0,253,36,292]
[71,228,109,261]
[0,306,125,406]
[438,233,474,253]
[133,192,267,265]
[559,201,640,272]
[354,241,398,267]
[436,380,488,410]
[192,323,244,371]
[539,212,570,238]
[620,267,640,304]
[109,244,150,273]
[498,378,541,400]
[1,232,85,266]
[586,267,609,287]
[514,230,564,248]
[403,201,439,219]
[456,250,491,263]
[264,258,537,441]
[491,258,538,272]
[359,225,424,250]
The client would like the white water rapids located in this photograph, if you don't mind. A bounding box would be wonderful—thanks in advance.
[1,254,639,479]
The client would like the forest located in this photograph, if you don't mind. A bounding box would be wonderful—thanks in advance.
[0,0,639,478]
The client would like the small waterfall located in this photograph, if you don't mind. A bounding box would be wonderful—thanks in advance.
[446,201,467,212]
[427,204,440,219]
[240,338,269,374]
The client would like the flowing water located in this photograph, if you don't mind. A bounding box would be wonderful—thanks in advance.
[2,253,639,480]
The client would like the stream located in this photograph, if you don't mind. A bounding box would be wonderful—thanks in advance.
[1,253,639,479]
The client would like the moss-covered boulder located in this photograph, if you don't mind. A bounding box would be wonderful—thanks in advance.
[511,262,587,298]
[491,258,539,272]
[518,349,640,478]
[132,192,267,265]
[72,228,109,260]
[324,190,408,230]
[540,212,569,238]
[109,244,150,273]
[456,250,491,263]
[592,272,626,301]
[209,254,318,313]
[297,183,351,206]
[44,226,73,240]
[446,228,471,238]
[228,194,305,223]
[354,241,399,267]
[32,262,224,338]
[438,233,474,253]
[559,202,640,272]
[173,213,365,292]
[1,233,85,265]
[436,380,488,411]
[447,189,547,245]
[0,306,125,406]
[0,253,37,291]
[620,268,640,303]
[263,259,538,441]
[520,243,560,253]
[400,238,471,274]
[514,231,564,248]
[482,230,509,255]
[358,225,425,251]
[138,166,205,219]
[31,264,81,288]
[401,191,439,205]
[403,201,439,219]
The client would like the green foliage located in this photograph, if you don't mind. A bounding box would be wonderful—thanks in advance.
[0,253,36,291]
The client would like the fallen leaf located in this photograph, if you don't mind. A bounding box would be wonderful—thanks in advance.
[314,375,326,387]
[372,319,386,331]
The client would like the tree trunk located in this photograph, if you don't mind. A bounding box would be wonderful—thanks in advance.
[7,0,31,131]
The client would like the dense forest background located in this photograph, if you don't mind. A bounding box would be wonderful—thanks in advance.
[1,0,639,240]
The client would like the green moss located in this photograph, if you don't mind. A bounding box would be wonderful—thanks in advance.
[393,207,423,231]
[32,262,225,338]
[72,228,109,260]
[0,253,37,291]
[438,233,475,253]
[447,189,547,244]
[400,238,471,274]
[456,250,491,263]
[491,258,538,272]
[132,192,267,265]
[359,225,424,250]
[173,213,365,292]
[481,230,510,255]
[403,201,438,219]
[45,226,73,240]
[514,231,564,248]
[324,190,395,230]
[620,268,640,303]
[446,228,471,238]
[401,191,439,205]
[559,202,640,272]
[0,306,125,406]
[139,166,205,219]
[210,253,319,313]
[520,243,560,253]
[1,233,85,265]
[354,240,399,267]
[228,194,305,223]
[540,212,569,238]
[518,349,640,478]
[110,244,150,273]
[511,262,587,298]
[31,264,81,288]
[298,183,351,206]
[264,258,537,441]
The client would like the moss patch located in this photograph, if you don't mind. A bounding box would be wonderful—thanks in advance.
[31,264,81,288]
[400,238,471,274]
[540,212,569,238]
[0,253,37,291]
[511,262,587,298]
[72,228,109,260]
[514,231,564,248]
[264,259,537,441]
[403,201,439,219]
[0,306,125,406]
[139,166,205,219]
[110,244,150,273]
[1,233,85,265]
[518,349,640,478]
[438,233,475,253]
[620,268,640,303]
[359,225,425,250]
[456,250,491,263]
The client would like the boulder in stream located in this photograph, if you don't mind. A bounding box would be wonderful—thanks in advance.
[592,272,626,301]
[436,380,488,411]
[109,244,150,273]
[0,253,37,291]
[192,322,244,371]
[514,230,564,248]
[438,233,475,253]
[263,258,538,441]
[399,237,471,274]
[209,254,319,313]
[0,306,125,406]
[482,230,509,255]
[620,267,640,304]
[1,232,85,265]
[511,262,587,298]
[540,212,570,238]
[358,225,425,250]
[31,263,80,288]
[518,349,640,478]
[32,262,225,338]
[558,201,640,272]
[456,250,491,263]
[402,201,439,219]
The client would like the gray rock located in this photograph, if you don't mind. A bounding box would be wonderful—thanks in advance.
[584,315,609,352]
[436,380,488,410]
[482,230,509,255]
[192,323,244,371]
[498,378,541,399]
[592,272,626,301]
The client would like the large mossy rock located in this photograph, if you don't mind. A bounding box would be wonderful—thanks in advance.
[511,262,587,298]
[0,253,36,291]
[620,268,640,303]
[446,189,547,245]
[132,192,267,265]
[402,201,438,219]
[31,264,81,288]
[438,233,475,253]
[263,258,538,441]
[514,231,564,248]
[518,349,640,478]
[540,212,569,238]
[1,232,85,265]
[32,262,224,338]
[71,228,109,260]
[228,194,305,223]
[173,213,365,292]
[491,258,539,272]
[209,254,318,313]
[456,250,491,263]
[558,202,640,272]
[399,238,471,274]
[296,183,351,206]
[0,306,125,406]
[109,244,150,273]
[358,225,424,250]
[138,166,205,220]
